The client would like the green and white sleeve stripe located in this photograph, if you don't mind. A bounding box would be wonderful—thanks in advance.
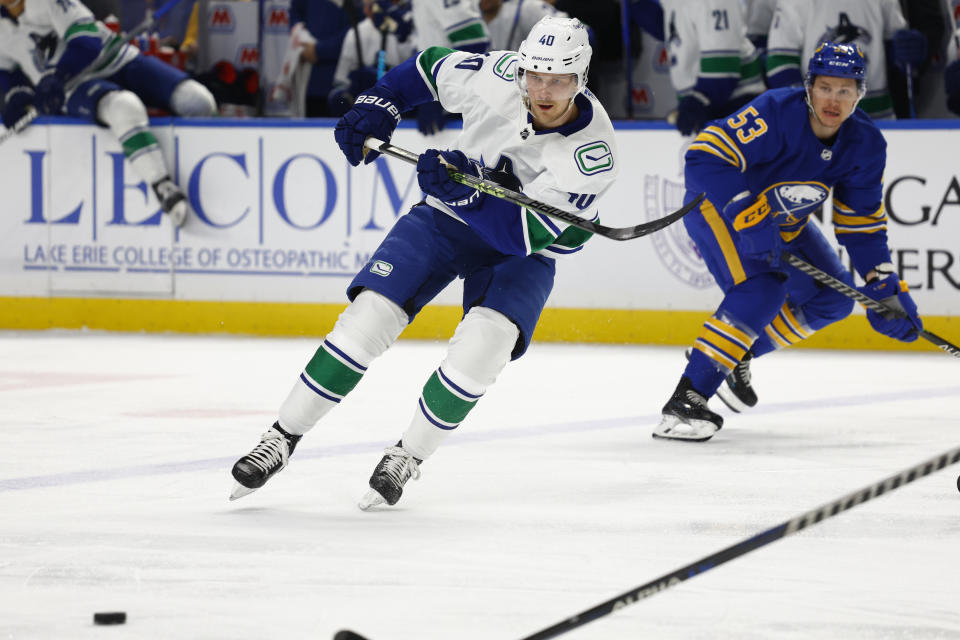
[415,46,457,100]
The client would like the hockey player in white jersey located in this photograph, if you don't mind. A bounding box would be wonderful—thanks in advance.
[327,0,417,116]
[0,0,216,226]
[407,0,491,134]
[765,0,927,119]
[230,16,619,509]
[661,0,765,136]
[480,0,567,52]
[411,0,490,52]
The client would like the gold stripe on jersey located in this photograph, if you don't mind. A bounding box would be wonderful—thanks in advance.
[704,316,754,347]
[702,126,745,171]
[694,317,751,373]
[700,199,746,284]
[688,142,740,168]
[833,200,887,234]
[764,324,792,348]
[691,131,740,167]
[693,341,738,371]
[763,302,815,349]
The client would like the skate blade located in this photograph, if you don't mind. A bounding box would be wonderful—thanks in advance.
[357,489,387,511]
[229,481,258,501]
[652,415,718,442]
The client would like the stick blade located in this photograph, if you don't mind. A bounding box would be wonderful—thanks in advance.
[606,192,704,241]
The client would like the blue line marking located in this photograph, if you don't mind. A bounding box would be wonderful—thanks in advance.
[1,385,957,492]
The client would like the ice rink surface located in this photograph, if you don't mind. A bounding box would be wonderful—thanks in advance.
[1,331,958,640]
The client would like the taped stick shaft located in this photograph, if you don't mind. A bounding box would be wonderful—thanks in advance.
[519,444,960,640]
[782,252,960,359]
[362,137,701,241]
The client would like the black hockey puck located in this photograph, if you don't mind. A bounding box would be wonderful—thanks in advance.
[93,612,126,625]
[957,475,960,493]
[333,630,367,640]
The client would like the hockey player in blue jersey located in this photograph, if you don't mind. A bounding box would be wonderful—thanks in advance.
[653,42,923,442]
[0,0,216,226]
[230,17,620,506]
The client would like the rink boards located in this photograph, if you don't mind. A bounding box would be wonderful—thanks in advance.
[0,117,957,349]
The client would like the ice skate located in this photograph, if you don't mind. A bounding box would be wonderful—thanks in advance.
[229,422,302,500]
[653,377,723,442]
[152,178,191,227]
[716,353,758,413]
[358,443,422,510]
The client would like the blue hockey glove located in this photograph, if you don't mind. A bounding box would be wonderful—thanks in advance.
[35,69,67,115]
[675,95,710,136]
[945,60,960,116]
[326,87,353,117]
[1,86,36,128]
[348,66,378,97]
[416,100,447,136]
[728,194,782,267]
[417,149,483,208]
[334,88,402,166]
[857,272,922,342]
[372,0,413,43]
[891,29,927,69]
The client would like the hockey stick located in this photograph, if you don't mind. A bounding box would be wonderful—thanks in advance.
[782,252,960,359]
[0,0,176,146]
[363,137,703,241]
[332,444,960,640]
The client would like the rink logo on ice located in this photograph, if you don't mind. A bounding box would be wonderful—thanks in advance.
[574,142,614,176]
[370,260,393,277]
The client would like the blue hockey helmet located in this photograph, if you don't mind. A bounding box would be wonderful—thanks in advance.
[806,41,867,90]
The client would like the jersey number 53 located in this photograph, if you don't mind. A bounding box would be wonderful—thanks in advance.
[726,106,768,145]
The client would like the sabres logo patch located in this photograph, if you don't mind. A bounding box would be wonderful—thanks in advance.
[764,182,829,218]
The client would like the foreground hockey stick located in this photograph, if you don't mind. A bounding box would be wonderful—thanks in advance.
[363,137,704,241]
[332,444,960,640]
[782,252,960,359]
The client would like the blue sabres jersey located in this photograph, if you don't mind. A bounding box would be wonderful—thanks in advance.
[684,87,891,277]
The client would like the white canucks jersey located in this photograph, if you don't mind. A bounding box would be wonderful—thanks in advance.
[410,0,490,51]
[0,0,137,84]
[744,0,776,41]
[331,19,417,89]
[661,0,764,103]
[412,48,618,258]
[767,0,907,118]
[484,0,566,52]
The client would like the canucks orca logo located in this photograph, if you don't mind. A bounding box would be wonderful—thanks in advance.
[764,182,829,221]
[819,12,872,50]
[29,32,59,68]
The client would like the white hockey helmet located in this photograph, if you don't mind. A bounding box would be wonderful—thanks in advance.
[516,16,592,103]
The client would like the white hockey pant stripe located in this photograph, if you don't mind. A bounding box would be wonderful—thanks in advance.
[401,306,518,460]
[279,290,408,434]
[98,90,168,185]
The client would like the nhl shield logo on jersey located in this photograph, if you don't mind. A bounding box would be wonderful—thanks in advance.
[821,149,833,161]
[764,182,829,218]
